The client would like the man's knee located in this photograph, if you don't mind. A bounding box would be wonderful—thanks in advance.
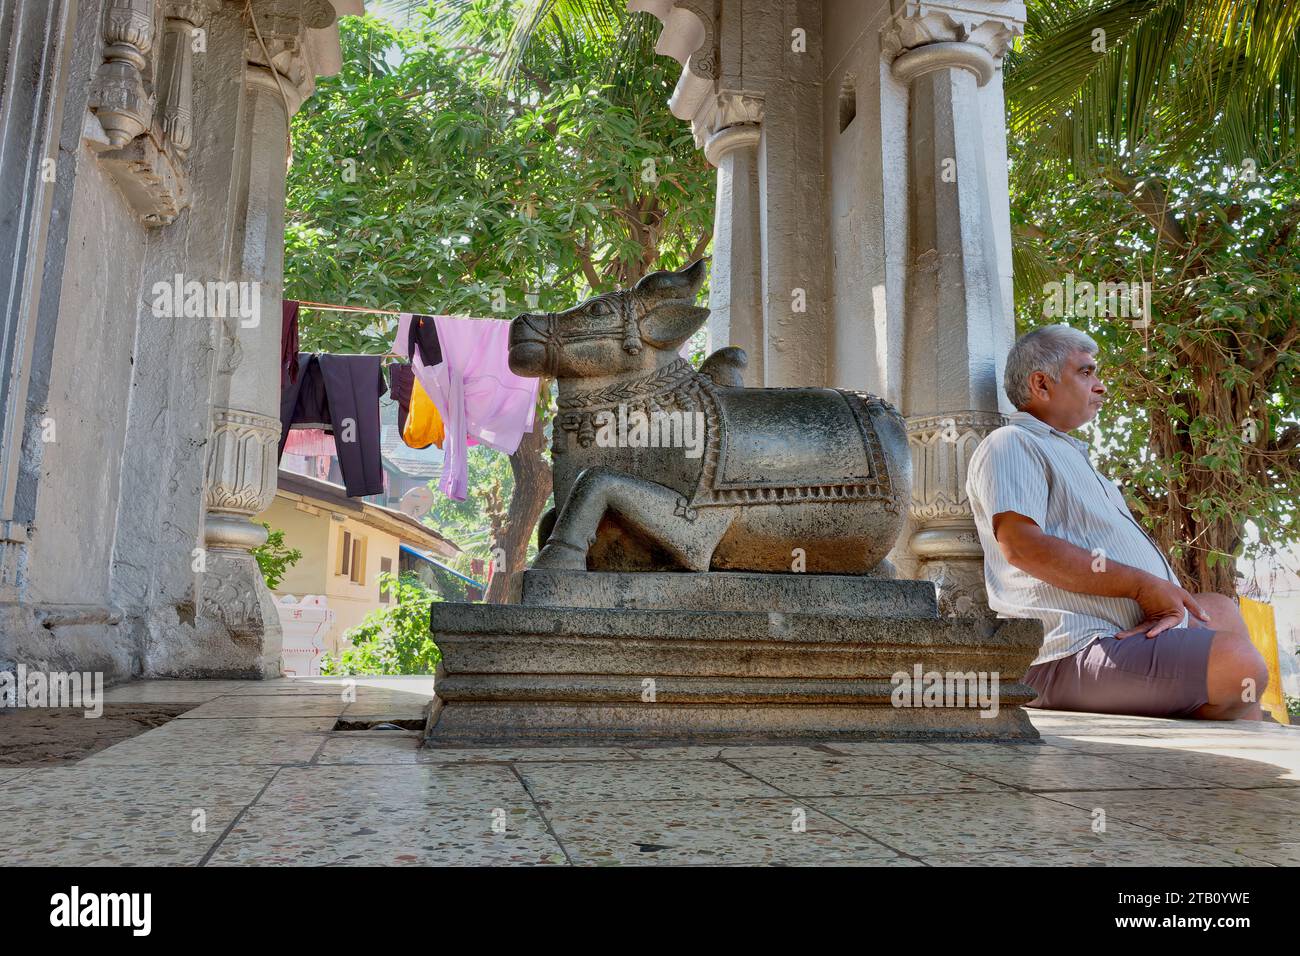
[1206,631,1269,707]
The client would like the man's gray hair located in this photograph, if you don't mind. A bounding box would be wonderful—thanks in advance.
[1003,325,1098,409]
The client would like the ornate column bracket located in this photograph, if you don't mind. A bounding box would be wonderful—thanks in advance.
[87,0,223,225]
[89,0,157,147]
[629,0,718,131]
[881,0,1024,64]
[907,411,1005,616]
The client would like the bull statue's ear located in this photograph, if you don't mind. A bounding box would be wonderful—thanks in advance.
[634,257,708,304]
[640,302,710,350]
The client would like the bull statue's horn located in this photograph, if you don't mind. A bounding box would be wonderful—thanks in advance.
[633,257,708,304]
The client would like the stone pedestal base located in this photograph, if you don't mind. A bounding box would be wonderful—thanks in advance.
[425,571,1042,744]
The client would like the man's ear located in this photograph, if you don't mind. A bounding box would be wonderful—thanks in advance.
[1028,369,1053,401]
[640,302,709,350]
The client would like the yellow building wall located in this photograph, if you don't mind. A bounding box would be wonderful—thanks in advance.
[259,497,403,657]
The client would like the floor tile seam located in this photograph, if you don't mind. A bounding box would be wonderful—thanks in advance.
[711,756,922,861]
[197,767,285,867]
[508,763,575,866]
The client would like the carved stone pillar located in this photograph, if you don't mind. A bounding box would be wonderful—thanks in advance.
[701,91,764,384]
[197,0,337,667]
[886,1,1024,615]
[906,412,1005,616]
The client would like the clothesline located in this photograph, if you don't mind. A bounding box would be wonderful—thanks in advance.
[296,300,400,315]
[296,299,488,322]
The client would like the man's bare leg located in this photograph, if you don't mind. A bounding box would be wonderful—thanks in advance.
[1191,592,1270,721]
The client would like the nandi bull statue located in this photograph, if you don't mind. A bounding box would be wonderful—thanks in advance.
[508,258,911,575]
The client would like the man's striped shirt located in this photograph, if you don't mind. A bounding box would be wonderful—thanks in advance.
[965,411,1184,665]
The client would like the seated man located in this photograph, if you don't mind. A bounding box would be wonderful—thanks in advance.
[966,325,1269,720]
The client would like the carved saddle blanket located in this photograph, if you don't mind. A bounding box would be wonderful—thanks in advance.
[690,387,897,509]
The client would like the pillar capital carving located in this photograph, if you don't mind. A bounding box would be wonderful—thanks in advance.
[881,0,1025,64]
[906,411,1006,616]
[698,89,764,158]
[203,407,280,547]
[241,0,341,115]
[892,41,996,87]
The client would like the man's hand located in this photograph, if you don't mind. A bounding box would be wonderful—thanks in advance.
[1116,576,1210,639]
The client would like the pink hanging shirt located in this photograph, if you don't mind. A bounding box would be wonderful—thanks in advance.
[395,314,539,501]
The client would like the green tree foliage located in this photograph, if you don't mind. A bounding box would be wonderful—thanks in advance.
[284,0,713,352]
[1006,0,1300,178]
[250,523,303,590]
[320,572,442,675]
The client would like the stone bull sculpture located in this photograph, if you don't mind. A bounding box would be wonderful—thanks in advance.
[507,259,911,574]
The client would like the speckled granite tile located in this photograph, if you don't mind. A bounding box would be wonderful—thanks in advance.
[924,742,1079,755]
[518,759,783,803]
[1039,788,1300,843]
[918,752,1216,791]
[542,798,906,866]
[340,701,430,721]
[315,735,422,764]
[177,696,349,719]
[1039,736,1176,754]
[254,763,527,811]
[815,742,947,756]
[136,716,338,735]
[0,765,275,811]
[206,803,564,866]
[809,791,1155,856]
[78,732,322,766]
[419,747,638,763]
[1100,749,1300,788]
[1026,716,1188,736]
[622,744,840,761]
[1,802,236,865]
[921,843,1274,866]
[1244,786,1300,804]
[1228,842,1300,866]
[1102,733,1300,752]
[101,679,348,702]
[729,756,1014,798]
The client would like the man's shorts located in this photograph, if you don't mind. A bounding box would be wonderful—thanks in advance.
[1022,628,1216,718]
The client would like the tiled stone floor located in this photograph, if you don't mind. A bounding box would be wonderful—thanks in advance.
[1,676,1297,866]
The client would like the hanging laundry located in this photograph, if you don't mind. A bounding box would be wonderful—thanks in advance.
[405,312,443,367]
[282,427,336,459]
[279,353,387,498]
[388,363,445,450]
[281,300,300,389]
[394,313,538,501]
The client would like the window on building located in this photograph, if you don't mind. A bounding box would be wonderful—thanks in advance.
[350,536,366,585]
[379,557,393,602]
[338,529,351,576]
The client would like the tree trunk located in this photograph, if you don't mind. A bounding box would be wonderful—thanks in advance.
[485,397,552,604]
[1147,351,1247,598]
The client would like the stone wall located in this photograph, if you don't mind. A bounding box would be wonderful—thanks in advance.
[0,0,358,683]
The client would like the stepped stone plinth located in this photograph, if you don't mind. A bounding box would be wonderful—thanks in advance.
[423,570,1043,744]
